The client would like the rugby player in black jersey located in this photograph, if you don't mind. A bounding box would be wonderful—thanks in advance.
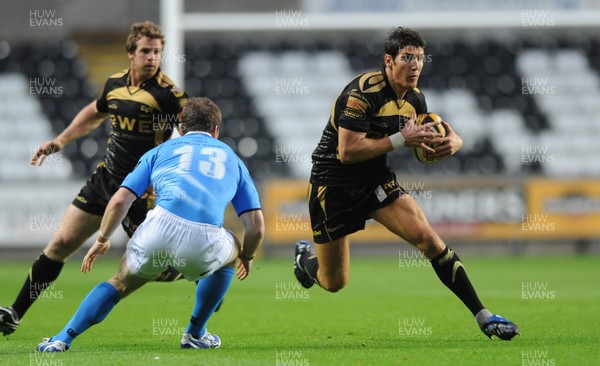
[294,27,520,341]
[0,21,187,336]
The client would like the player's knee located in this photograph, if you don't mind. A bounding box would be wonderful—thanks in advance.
[323,282,346,293]
[412,230,443,257]
[325,284,345,293]
[44,236,75,261]
[409,230,431,246]
[320,276,347,293]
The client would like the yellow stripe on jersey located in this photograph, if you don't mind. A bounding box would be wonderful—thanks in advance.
[359,72,386,93]
[156,72,175,88]
[107,86,163,112]
[109,69,128,79]
[329,89,344,131]
[374,99,416,117]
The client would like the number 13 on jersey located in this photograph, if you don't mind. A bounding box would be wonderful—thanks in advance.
[173,145,228,180]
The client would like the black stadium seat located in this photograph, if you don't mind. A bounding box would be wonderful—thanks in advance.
[2,36,596,179]
[0,41,104,178]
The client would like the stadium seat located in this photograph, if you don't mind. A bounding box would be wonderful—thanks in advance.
[5,36,597,180]
[0,41,104,180]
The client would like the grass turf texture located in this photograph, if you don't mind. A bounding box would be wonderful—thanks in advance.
[1,255,598,366]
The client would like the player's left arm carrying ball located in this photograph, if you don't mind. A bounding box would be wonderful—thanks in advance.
[81,187,137,273]
[31,101,107,166]
[432,120,463,160]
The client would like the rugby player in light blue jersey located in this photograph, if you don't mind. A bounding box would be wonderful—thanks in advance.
[36,97,265,352]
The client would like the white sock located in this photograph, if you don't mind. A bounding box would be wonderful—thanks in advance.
[475,309,493,325]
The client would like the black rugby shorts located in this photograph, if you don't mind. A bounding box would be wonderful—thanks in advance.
[308,167,406,244]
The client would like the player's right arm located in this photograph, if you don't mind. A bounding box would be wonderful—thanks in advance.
[235,209,265,280]
[338,111,442,164]
[81,187,138,273]
[335,78,442,165]
[230,156,264,280]
[31,100,107,166]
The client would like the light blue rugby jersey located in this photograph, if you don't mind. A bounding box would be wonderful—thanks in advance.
[121,131,261,226]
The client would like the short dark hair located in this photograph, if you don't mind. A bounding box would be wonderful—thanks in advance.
[125,21,165,53]
[384,27,427,57]
[180,97,222,134]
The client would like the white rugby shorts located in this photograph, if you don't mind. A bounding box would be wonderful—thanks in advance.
[125,205,237,281]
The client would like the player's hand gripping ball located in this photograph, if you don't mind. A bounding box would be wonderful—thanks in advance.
[413,113,447,165]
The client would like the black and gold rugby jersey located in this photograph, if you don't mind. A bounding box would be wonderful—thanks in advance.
[96,69,187,180]
[311,67,427,186]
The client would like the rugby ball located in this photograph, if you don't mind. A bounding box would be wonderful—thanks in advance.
[413,113,446,165]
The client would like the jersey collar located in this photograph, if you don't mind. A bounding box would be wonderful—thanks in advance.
[185,131,212,137]
[126,68,161,89]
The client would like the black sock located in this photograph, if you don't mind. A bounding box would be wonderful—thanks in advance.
[11,253,64,318]
[430,247,484,316]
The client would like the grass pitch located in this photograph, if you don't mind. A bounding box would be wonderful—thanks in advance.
[1,254,598,365]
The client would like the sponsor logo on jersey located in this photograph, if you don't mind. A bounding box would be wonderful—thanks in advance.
[343,108,367,121]
[170,88,184,98]
[140,105,153,113]
[347,96,368,113]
